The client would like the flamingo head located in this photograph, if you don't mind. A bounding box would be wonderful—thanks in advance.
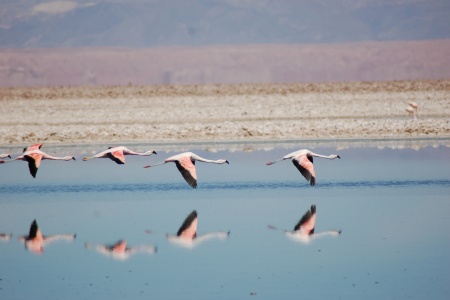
[146,150,157,155]
[220,159,229,164]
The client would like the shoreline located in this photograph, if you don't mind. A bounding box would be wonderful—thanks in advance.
[1,80,449,150]
[1,137,449,154]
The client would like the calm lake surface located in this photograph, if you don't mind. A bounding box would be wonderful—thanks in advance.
[1,141,449,299]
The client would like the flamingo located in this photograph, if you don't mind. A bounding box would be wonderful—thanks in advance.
[266,149,340,186]
[406,106,416,119]
[409,101,419,117]
[83,146,157,164]
[85,240,157,261]
[0,153,11,159]
[0,144,75,178]
[166,210,230,249]
[19,220,76,254]
[268,205,341,244]
[143,152,229,188]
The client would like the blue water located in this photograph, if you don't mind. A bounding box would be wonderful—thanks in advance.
[1,143,449,299]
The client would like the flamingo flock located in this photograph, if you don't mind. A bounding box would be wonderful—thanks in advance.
[1,144,339,188]
[1,143,343,256]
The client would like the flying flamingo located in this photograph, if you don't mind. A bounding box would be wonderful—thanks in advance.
[19,220,76,254]
[266,149,340,186]
[0,144,75,178]
[268,205,341,244]
[164,210,230,249]
[85,240,157,260]
[83,146,157,164]
[143,152,229,188]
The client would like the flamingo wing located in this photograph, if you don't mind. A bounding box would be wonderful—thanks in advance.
[24,153,42,178]
[177,210,198,239]
[293,205,316,235]
[175,157,198,188]
[107,150,125,164]
[292,154,316,186]
[28,220,39,239]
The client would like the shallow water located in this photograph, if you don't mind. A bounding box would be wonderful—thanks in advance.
[1,143,449,299]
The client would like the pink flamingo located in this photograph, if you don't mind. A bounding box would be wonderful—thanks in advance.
[268,205,341,244]
[0,153,11,159]
[83,146,156,164]
[166,210,230,249]
[266,149,340,186]
[1,144,75,178]
[406,106,416,119]
[85,240,157,260]
[19,220,76,254]
[143,152,229,188]
[409,101,419,117]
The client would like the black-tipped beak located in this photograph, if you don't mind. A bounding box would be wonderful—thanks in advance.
[8,155,11,158]
[153,151,157,154]
[72,157,76,161]
[226,160,229,164]
[337,155,341,159]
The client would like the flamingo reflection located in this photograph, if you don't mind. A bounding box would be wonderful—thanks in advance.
[19,220,76,254]
[268,205,341,244]
[85,240,157,260]
[166,210,230,249]
[0,143,75,178]
[0,233,12,241]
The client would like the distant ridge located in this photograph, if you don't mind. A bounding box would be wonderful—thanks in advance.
[0,40,449,87]
[1,0,449,47]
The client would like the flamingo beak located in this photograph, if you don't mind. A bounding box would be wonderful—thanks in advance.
[337,155,341,159]
[152,151,157,154]
[226,160,229,164]
[72,157,76,161]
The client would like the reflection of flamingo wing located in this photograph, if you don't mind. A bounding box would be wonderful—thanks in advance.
[292,154,315,186]
[107,150,125,164]
[293,205,316,235]
[175,157,197,188]
[177,210,198,238]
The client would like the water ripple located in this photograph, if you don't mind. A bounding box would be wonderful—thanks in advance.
[1,179,449,195]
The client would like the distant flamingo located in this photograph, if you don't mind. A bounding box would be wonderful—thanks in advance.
[83,146,157,164]
[143,152,229,188]
[406,106,416,119]
[0,144,75,178]
[85,240,157,260]
[409,101,419,117]
[268,205,341,244]
[266,149,340,186]
[19,220,76,254]
[165,210,230,249]
[0,153,11,159]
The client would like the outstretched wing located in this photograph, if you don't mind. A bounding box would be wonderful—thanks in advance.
[24,153,42,178]
[292,154,316,186]
[175,157,197,188]
[107,150,125,164]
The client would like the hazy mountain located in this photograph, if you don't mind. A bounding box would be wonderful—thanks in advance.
[1,0,449,47]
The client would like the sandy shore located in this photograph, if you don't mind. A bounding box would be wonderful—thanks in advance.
[1,80,449,151]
